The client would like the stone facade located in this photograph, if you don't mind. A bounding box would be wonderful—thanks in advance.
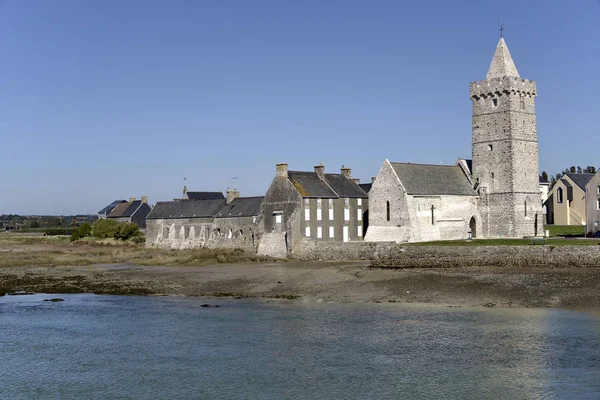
[365,160,479,243]
[470,38,543,238]
[146,191,262,251]
[257,163,369,257]
[585,171,600,235]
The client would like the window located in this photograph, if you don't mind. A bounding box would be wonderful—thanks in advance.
[317,226,322,238]
[274,212,282,224]
[305,226,310,237]
[492,98,498,107]
[357,226,363,237]
[305,208,310,221]
[329,226,334,238]
[304,198,309,207]
[431,205,435,225]
[317,209,322,221]
[491,173,494,179]
[317,198,322,208]
[524,199,528,217]
[597,199,600,210]
[386,201,390,221]
[329,198,334,208]
[520,96,525,109]
[597,186,600,195]
[595,221,599,227]
[488,144,493,151]
[344,198,350,207]
[357,198,362,206]
[344,208,350,221]
[357,209,362,221]
[329,208,334,220]
[557,187,563,203]
[228,229,232,239]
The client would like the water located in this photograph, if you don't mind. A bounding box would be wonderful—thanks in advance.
[1,294,599,400]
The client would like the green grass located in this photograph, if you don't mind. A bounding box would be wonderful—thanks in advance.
[404,238,599,246]
[544,225,585,237]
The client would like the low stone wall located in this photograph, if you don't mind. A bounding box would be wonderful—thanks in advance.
[292,239,600,267]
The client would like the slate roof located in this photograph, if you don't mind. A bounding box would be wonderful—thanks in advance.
[107,202,130,218]
[287,171,368,198]
[185,191,225,200]
[359,183,372,193]
[389,163,476,196]
[288,171,338,198]
[98,200,126,215]
[214,197,264,218]
[560,178,572,188]
[565,173,594,191]
[147,199,227,219]
[323,174,368,198]
[121,201,142,218]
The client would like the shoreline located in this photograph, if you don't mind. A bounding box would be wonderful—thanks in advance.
[2,261,600,308]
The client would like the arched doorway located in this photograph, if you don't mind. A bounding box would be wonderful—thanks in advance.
[469,217,476,239]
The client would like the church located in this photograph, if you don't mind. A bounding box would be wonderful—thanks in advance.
[365,37,543,243]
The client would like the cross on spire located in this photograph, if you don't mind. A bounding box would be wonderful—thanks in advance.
[499,22,505,38]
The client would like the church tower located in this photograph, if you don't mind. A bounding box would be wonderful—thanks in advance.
[470,37,543,237]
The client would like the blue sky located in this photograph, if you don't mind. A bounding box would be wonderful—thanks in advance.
[1,0,599,215]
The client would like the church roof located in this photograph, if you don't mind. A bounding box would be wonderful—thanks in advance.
[147,199,227,219]
[487,37,520,80]
[389,163,477,196]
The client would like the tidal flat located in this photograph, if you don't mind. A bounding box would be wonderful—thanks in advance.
[1,236,599,308]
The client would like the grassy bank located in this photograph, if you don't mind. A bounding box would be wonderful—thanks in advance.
[0,236,277,268]
[405,237,599,246]
[545,225,586,237]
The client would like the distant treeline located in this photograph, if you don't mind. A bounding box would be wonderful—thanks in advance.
[0,214,97,231]
[540,166,597,189]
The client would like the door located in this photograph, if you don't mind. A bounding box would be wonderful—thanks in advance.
[343,226,349,243]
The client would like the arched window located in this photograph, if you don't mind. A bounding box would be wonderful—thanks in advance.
[557,187,563,203]
[386,201,390,221]
[228,228,232,239]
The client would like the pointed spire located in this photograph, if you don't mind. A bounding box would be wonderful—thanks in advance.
[486,37,520,80]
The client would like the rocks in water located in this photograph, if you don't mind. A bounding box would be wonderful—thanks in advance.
[200,304,220,308]
[483,302,496,307]
[7,291,35,296]
[43,298,65,302]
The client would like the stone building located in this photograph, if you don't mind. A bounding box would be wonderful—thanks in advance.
[545,173,593,226]
[470,37,543,238]
[585,171,600,236]
[145,189,262,250]
[366,37,543,242]
[106,197,151,229]
[257,163,369,258]
[97,200,126,219]
[365,160,479,242]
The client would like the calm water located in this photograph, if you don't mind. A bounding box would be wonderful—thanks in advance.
[1,294,599,399]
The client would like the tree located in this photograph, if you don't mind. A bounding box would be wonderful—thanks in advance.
[541,171,549,182]
[569,166,576,173]
[79,222,92,237]
[577,166,583,174]
[92,219,120,239]
[584,166,597,174]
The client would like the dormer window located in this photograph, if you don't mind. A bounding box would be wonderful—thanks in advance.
[492,98,498,107]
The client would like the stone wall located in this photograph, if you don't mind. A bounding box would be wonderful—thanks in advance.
[146,216,257,251]
[292,239,600,267]
[586,172,600,235]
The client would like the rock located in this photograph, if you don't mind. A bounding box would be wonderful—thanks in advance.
[7,291,35,296]
[277,281,282,284]
[200,304,220,308]
[483,302,496,307]
[43,298,65,302]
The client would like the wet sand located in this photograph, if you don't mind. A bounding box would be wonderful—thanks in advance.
[2,261,599,308]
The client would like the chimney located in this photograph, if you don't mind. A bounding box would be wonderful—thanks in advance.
[352,178,360,184]
[129,197,136,202]
[276,163,288,178]
[141,196,148,204]
[371,176,376,183]
[226,188,240,204]
[341,165,351,178]
[314,163,325,180]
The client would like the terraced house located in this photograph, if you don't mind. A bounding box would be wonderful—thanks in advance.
[106,197,151,229]
[545,173,593,226]
[258,163,369,258]
[145,189,262,251]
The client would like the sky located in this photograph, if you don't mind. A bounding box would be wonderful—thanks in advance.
[1,0,599,215]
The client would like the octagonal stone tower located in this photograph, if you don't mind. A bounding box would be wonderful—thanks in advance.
[470,38,543,238]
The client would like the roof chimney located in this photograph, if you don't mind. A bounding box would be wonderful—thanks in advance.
[226,188,240,204]
[129,197,136,203]
[276,163,288,178]
[352,178,360,184]
[341,165,351,178]
[141,196,148,204]
[371,176,376,183]
[314,163,325,180]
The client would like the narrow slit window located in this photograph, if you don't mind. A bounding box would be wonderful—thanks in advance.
[386,201,390,221]
[492,98,498,107]
[431,205,435,225]
[520,96,525,109]
[488,144,493,151]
